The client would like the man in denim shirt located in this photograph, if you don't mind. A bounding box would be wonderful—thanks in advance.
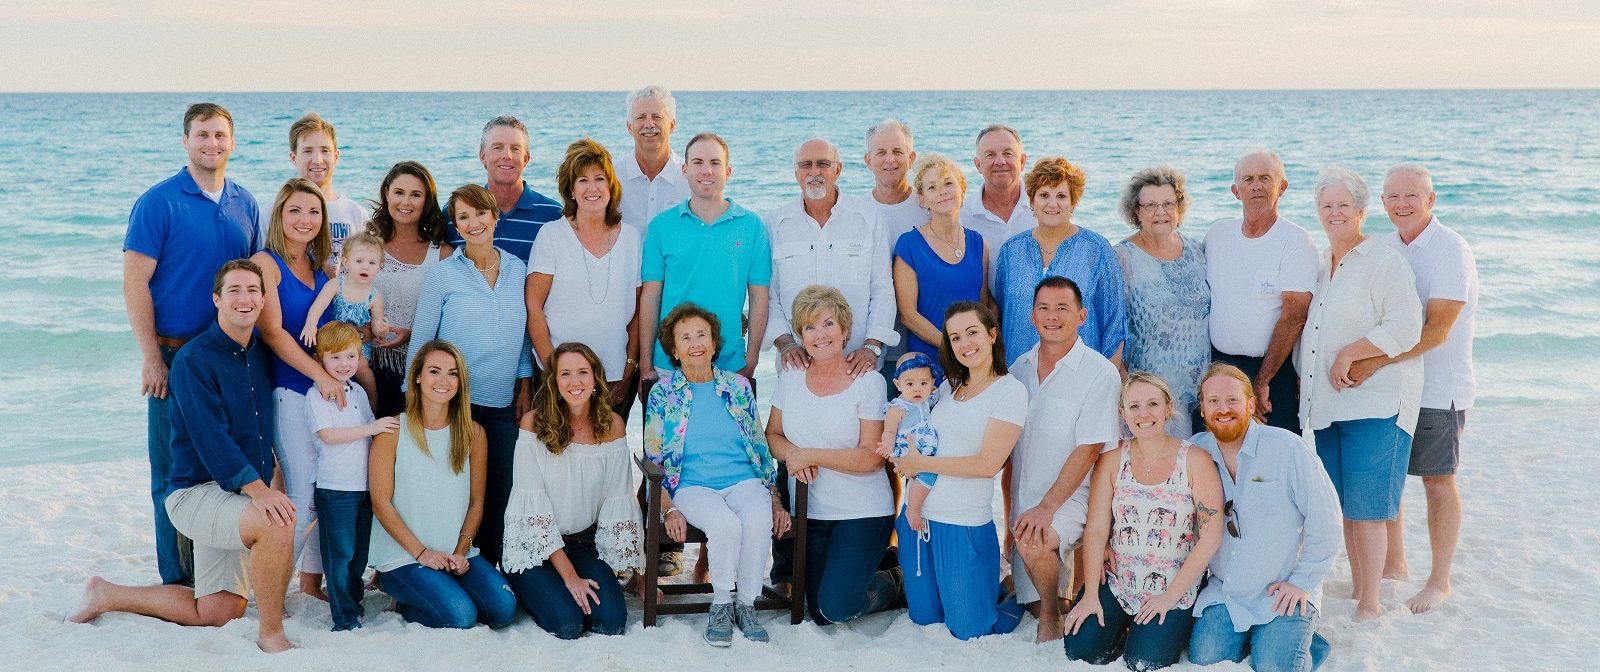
[1188,363,1342,672]
[70,260,297,653]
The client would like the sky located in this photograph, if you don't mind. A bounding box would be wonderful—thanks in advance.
[2,0,1597,91]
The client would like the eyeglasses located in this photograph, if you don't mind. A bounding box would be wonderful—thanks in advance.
[1138,201,1179,213]
[1224,499,1241,538]
[795,159,836,171]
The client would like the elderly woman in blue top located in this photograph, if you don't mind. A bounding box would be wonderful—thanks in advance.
[645,302,791,648]
[407,184,535,568]
[994,157,1126,368]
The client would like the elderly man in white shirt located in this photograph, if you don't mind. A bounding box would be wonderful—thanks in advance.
[764,138,897,377]
[850,119,927,382]
[961,124,1037,290]
[1007,276,1120,642]
[1204,149,1318,435]
[1347,163,1477,615]
[617,85,689,237]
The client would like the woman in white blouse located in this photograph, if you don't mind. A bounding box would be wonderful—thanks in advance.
[765,285,902,625]
[526,139,642,419]
[889,301,1027,640]
[1298,167,1423,623]
[500,342,641,638]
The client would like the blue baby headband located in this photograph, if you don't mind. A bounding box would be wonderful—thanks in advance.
[894,352,944,384]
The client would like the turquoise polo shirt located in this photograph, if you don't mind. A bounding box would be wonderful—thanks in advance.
[643,199,771,372]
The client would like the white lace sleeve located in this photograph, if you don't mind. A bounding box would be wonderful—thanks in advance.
[500,486,562,573]
[595,494,642,573]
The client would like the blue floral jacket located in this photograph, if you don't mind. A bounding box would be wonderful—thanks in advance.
[643,367,776,493]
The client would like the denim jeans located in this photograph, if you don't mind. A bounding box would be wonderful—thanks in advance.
[149,343,193,585]
[314,487,372,630]
[1064,582,1194,670]
[471,402,520,567]
[898,513,1023,640]
[379,555,517,629]
[1188,603,1330,672]
[502,540,627,639]
[805,515,898,625]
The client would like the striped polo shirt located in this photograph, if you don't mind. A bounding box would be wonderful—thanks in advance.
[446,182,562,264]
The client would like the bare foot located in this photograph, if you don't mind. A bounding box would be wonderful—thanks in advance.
[67,577,110,623]
[256,631,295,654]
[300,573,328,602]
[1034,619,1064,643]
[1353,603,1383,623]
[1406,585,1451,614]
[1383,564,1411,581]
[626,575,665,602]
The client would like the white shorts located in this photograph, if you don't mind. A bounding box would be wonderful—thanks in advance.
[1010,489,1089,605]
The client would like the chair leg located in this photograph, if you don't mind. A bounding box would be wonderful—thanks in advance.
[643,476,664,627]
[790,491,809,625]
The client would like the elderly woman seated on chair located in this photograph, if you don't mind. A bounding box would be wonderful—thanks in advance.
[644,302,792,647]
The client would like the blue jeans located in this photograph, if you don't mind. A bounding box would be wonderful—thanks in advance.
[806,515,898,625]
[502,541,627,639]
[471,402,520,567]
[314,487,372,630]
[1313,415,1412,521]
[1064,582,1194,670]
[149,343,192,585]
[1189,603,1330,672]
[898,513,1023,640]
[379,555,517,629]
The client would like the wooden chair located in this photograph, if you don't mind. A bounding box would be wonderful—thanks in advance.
[636,455,808,627]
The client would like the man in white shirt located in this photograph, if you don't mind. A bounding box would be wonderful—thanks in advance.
[1008,276,1121,642]
[288,113,366,263]
[617,85,690,235]
[851,119,927,386]
[962,124,1038,290]
[1203,149,1317,434]
[1354,163,1478,615]
[764,138,896,378]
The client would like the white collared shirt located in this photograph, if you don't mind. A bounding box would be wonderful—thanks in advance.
[618,150,689,236]
[762,197,898,353]
[1009,340,1122,514]
[1384,217,1478,410]
[961,183,1037,291]
[848,191,928,245]
[1298,237,1424,433]
[1204,216,1320,357]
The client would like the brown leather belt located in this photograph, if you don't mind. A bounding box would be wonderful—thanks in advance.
[157,335,190,349]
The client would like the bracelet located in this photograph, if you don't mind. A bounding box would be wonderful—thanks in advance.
[664,506,680,520]
[414,547,427,561]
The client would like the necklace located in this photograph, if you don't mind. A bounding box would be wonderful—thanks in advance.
[472,252,499,273]
[928,225,964,259]
[571,219,615,304]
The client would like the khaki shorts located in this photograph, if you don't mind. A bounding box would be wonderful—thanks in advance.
[1011,490,1090,605]
[166,482,252,599]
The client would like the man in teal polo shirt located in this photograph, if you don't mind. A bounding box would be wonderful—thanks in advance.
[638,132,771,396]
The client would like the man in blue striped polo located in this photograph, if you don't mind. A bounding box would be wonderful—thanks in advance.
[447,115,561,263]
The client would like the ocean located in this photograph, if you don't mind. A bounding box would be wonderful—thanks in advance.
[2,90,1596,467]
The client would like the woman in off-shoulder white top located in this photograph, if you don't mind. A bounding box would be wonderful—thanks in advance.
[500,343,641,639]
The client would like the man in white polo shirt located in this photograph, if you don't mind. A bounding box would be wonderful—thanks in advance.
[764,138,896,377]
[1008,275,1121,642]
[1204,149,1317,434]
[962,124,1037,290]
[618,85,689,235]
[1352,163,1477,615]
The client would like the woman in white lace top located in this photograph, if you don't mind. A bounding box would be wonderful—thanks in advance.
[500,342,640,638]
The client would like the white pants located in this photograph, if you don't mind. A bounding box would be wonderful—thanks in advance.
[274,388,321,574]
[1012,488,1090,605]
[673,478,773,605]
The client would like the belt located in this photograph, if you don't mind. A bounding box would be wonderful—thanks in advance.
[157,335,190,349]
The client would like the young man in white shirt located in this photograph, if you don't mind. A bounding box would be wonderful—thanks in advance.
[1203,149,1317,434]
[289,113,366,265]
[961,124,1037,290]
[617,85,689,236]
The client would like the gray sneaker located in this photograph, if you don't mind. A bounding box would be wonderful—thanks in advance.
[733,602,769,642]
[704,603,735,647]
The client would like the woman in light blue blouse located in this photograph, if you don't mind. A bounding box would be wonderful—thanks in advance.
[407,184,533,569]
[993,157,1126,368]
[1113,166,1210,436]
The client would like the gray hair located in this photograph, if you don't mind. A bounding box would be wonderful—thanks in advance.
[865,119,914,148]
[1118,165,1190,229]
[1233,149,1285,183]
[1384,163,1433,193]
[480,115,529,152]
[794,138,840,164]
[975,123,1022,147]
[625,85,678,122]
[1312,166,1370,211]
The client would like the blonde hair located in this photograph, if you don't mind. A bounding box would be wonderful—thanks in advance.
[912,154,967,196]
[339,232,385,267]
[1121,371,1175,408]
[790,285,853,344]
[266,178,332,270]
[314,321,363,358]
[288,112,337,152]
[404,340,476,474]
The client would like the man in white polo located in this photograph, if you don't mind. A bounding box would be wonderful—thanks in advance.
[618,85,689,235]
[853,119,926,244]
[962,124,1037,290]
[1008,276,1120,643]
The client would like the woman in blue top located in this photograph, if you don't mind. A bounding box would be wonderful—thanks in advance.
[248,178,342,600]
[407,184,534,569]
[893,155,990,360]
[645,303,791,648]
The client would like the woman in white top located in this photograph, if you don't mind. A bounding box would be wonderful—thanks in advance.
[501,342,640,639]
[370,161,454,417]
[766,285,901,625]
[889,301,1026,640]
[368,339,516,629]
[526,139,643,419]
[1298,167,1423,623]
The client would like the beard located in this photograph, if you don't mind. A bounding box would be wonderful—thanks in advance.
[803,183,828,200]
[1206,413,1248,443]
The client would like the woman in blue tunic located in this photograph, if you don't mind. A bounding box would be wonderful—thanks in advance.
[892,154,990,361]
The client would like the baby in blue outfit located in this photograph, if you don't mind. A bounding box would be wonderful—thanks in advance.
[876,352,942,534]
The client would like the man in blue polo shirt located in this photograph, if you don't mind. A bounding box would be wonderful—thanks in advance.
[445,115,562,263]
[123,102,262,586]
[638,132,771,396]
[71,260,296,654]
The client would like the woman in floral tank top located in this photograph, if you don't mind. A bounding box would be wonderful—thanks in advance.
[1065,372,1225,670]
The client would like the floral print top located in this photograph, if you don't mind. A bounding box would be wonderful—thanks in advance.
[644,367,775,494]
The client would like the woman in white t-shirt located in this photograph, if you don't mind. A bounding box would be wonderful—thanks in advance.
[526,138,642,419]
[889,301,1027,640]
[765,285,902,625]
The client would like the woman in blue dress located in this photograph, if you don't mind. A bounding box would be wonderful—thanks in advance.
[892,155,990,361]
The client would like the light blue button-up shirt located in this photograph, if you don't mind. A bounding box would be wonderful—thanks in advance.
[1191,422,1343,631]
[406,248,533,408]
[994,227,1127,366]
